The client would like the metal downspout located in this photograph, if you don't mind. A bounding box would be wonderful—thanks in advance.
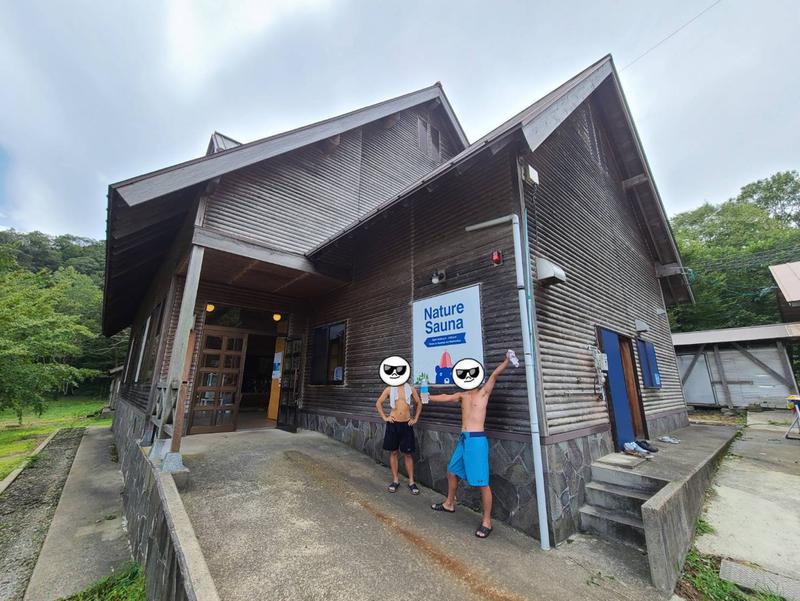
[464,212,551,550]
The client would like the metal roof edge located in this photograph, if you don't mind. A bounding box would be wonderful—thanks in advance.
[672,322,800,346]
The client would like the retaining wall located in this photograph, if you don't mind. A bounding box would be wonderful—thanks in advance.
[113,401,219,601]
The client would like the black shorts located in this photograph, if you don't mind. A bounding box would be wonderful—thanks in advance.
[382,421,415,454]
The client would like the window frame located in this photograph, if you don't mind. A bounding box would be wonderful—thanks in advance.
[309,320,347,386]
[637,338,662,389]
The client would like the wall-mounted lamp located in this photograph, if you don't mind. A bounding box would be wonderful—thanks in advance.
[206,303,216,312]
[431,270,447,285]
[273,313,282,322]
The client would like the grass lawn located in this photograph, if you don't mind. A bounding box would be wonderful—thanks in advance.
[0,396,111,480]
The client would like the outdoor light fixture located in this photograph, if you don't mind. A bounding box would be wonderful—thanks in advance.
[431,270,447,285]
[272,313,282,322]
[206,303,216,313]
[491,250,503,266]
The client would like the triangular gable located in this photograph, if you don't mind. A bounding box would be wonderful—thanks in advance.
[310,55,692,305]
[112,84,467,207]
[206,132,241,155]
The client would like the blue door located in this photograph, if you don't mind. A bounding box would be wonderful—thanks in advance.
[599,328,636,450]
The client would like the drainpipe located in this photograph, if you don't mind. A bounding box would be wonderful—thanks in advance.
[465,213,551,551]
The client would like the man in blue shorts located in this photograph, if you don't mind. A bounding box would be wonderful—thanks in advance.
[428,350,518,539]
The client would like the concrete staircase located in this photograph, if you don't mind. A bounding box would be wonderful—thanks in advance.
[579,463,665,550]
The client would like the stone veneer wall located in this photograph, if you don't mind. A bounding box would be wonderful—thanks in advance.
[299,412,542,537]
[543,430,616,543]
[646,409,690,439]
[113,401,197,601]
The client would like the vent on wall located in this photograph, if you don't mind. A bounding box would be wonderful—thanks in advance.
[417,117,441,161]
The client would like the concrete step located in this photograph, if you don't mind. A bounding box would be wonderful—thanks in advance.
[579,504,646,550]
[585,481,650,517]
[590,464,665,494]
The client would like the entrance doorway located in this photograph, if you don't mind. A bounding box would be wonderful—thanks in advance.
[186,304,291,435]
[598,327,648,450]
[238,334,277,428]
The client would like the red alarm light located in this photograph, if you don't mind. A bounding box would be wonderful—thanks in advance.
[491,250,503,265]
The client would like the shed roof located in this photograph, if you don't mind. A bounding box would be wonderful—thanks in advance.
[769,261,800,307]
[309,55,693,306]
[672,322,800,346]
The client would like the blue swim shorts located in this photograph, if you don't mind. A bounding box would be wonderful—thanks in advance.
[447,432,489,487]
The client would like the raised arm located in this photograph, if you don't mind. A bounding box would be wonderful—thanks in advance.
[409,385,422,425]
[428,392,462,403]
[375,387,392,422]
[482,356,510,397]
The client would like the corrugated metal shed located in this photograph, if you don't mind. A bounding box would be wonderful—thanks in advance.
[672,323,800,346]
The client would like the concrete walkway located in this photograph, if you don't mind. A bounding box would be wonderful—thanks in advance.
[179,429,664,601]
[24,427,130,601]
[696,411,800,599]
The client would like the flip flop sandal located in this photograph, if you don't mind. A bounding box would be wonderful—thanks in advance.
[475,525,493,539]
[409,483,420,495]
[388,482,400,493]
[431,502,455,513]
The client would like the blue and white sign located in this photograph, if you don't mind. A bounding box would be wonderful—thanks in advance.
[412,285,484,385]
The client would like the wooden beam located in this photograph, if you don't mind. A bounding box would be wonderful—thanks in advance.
[731,342,795,388]
[656,262,684,277]
[680,344,705,384]
[271,272,310,294]
[712,344,733,409]
[192,227,322,276]
[227,259,260,285]
[776,341,800,394]
[622,173,649,190]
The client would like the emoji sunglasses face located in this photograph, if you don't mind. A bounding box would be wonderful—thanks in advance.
[379,356,411,386]
[451,358,484,390]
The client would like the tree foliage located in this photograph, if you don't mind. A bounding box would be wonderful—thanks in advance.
[669,170,800,333]
[0,264,99,421]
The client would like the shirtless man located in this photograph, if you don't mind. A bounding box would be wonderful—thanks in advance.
[429,350,518,538]
[376,356,423,495]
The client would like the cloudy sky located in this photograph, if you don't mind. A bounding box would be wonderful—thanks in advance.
[0,0,798,239]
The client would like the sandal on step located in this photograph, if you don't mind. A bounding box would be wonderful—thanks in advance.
[475,525,493,539]
[409,483,420,495]
[388,481,400,493]
[431,502,455,513]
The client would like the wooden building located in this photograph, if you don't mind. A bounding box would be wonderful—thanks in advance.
[106,56,692,544]
[674,324,800,408]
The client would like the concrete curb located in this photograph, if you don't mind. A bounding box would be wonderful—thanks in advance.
[0,428,61,496]
[155,468,221,601]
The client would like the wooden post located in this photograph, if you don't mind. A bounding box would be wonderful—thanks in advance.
[155,244,204,462]
[680,344,705,385]
[712,344,733,409]
[170,382,188,453]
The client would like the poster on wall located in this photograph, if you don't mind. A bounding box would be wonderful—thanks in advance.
[412,284,484,385]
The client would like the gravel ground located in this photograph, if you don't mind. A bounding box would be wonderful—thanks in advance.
[0,428,84,601]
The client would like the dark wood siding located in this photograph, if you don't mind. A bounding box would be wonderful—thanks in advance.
[201,106,458,256]
[300,149,531,433]
[528,100,685,436]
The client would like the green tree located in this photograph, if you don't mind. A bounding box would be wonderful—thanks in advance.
[0,264,99,421]
[670,171,800,333]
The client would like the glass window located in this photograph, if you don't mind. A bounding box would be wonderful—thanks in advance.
[310,322,347,385]
[637,339,662,389]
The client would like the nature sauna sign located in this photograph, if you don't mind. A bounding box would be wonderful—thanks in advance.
[412,285,484,385]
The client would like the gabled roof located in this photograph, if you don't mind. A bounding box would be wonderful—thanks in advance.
[206,131,241,155]
[309,55,693,306]
[770,261,800,307]
[110,83,468,207]
[673,322,800,346]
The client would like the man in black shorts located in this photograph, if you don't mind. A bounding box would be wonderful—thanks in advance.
[376,356,422,494]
